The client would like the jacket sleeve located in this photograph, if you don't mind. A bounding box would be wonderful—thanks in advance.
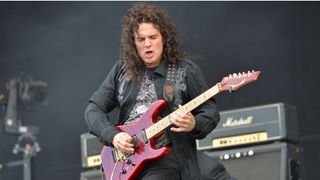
[186,62,220,139]
[84,62,121,146]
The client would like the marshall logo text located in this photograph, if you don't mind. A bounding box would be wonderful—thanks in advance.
[222,116,253,128]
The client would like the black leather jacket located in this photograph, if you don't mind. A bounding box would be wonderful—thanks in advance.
[85,58,220,180]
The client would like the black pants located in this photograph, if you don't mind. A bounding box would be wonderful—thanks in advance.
[135,151,236,180]
[136,152,181,180]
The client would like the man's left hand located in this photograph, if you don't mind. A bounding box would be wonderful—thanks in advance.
[170,111,196,132]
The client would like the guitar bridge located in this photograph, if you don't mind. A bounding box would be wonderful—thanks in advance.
[112,148,126,162]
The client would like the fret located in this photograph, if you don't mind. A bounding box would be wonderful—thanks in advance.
[183,85,219,113]
[146,116,170,139]
[145,84,220,140]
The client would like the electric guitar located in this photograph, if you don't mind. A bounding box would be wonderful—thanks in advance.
[100,71,261,180]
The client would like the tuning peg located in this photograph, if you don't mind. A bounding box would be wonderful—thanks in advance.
[233,73,238,79]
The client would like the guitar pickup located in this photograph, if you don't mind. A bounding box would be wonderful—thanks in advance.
[141,130,148,144]
[132,135,139,149]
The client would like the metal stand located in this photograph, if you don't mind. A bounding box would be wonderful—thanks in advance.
[2,77,46,180]
[6,133,41,180]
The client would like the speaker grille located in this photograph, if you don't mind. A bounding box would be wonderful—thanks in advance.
[202,143,300,180]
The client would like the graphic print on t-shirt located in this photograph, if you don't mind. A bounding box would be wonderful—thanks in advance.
[126,69,157,124]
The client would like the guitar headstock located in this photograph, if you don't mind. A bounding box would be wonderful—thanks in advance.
[219,71,261,92]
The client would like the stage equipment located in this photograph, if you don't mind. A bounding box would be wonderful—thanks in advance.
[4,77,48,134]
[203,142,301,180]
[80,169,104,180]
[2,76,48,180]
[81,133,103,168]
[197,103,298,150]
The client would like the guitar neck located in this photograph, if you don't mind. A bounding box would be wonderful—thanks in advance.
[145,83,221,139]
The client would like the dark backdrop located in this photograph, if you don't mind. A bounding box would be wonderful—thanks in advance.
[0,2,319,180]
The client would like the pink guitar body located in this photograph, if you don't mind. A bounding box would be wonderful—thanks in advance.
[100,99,171,180]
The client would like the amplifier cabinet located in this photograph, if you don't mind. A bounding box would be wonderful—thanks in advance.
[80,169,104,180]
[197,103,298,150]
[80,133,103,168]
[203,142,301,180]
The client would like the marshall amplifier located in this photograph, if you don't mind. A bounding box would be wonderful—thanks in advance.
[203,142,301,180]
[197,103,298,150]
[81,133,103,168]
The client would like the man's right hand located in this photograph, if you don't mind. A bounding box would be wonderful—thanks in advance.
[112,132,134,154]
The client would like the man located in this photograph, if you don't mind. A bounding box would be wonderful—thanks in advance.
[85,3,231,180]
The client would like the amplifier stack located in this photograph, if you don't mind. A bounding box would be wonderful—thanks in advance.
[197,102,302,180]
[80,133,104,180]
[197,103,298,150]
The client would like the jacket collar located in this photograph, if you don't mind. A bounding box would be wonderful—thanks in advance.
[153,57,168,77]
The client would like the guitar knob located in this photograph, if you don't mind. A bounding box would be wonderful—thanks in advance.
[125,159,132,164]
[121,169,127,174]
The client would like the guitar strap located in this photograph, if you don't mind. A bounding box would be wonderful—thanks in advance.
[163,62,176,103]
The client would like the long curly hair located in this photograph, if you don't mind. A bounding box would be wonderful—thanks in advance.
[120,3,186,80]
